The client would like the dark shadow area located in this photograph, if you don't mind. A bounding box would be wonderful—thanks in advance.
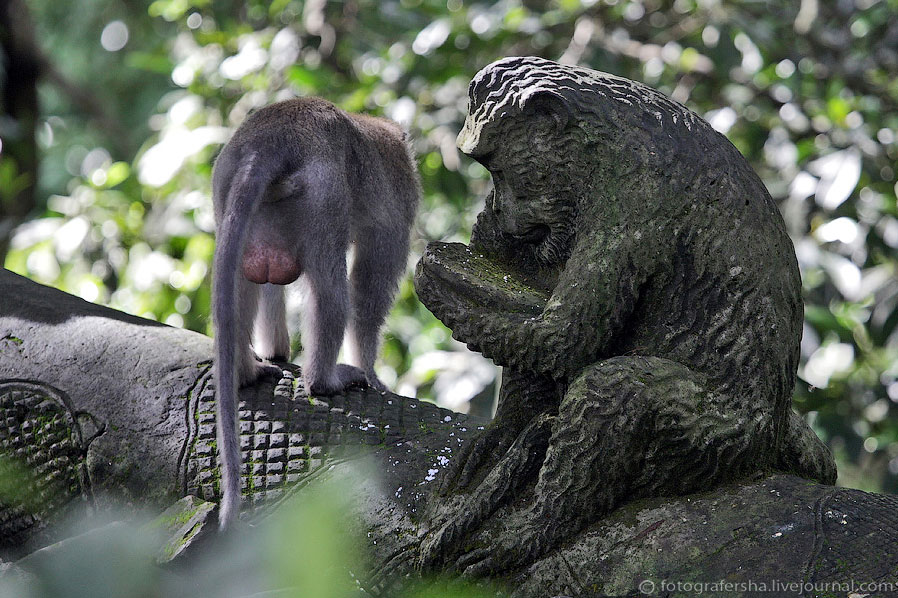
[1,268,170,328]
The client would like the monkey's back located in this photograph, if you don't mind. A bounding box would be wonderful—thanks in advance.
[215,97,417,224]
[226,98,353,165]
[344,111,420,229]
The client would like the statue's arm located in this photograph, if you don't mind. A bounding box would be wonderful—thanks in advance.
[453,227,644,380]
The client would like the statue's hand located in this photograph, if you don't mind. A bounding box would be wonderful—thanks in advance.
[421,502,552,578]
[414,241,550,349]
[418,496,469,573]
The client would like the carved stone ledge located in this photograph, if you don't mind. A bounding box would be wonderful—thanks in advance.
[0,268,477,558]
[499,474,898,597]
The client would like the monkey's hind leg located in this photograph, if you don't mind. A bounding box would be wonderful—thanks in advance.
[253,283,290,361]
[232,276,272,386]
[346,229,409,392]
[302,252,369,396]
[452,356,763,576]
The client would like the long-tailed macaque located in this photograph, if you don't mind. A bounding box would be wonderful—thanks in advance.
[211,98,419,529]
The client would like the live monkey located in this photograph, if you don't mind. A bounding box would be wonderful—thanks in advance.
[211,98,420,529]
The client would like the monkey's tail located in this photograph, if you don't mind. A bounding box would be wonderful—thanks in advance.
[213,151,276,530]
[776,409,837,485]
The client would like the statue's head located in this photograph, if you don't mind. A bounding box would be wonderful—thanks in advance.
[459,56,706,269]
[458,57,620,268]
[458,55,699,157]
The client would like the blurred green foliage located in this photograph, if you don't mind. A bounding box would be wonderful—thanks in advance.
[3,0,898,493]
[265,481,363,598]
[0,471,503,596]
[0,472,502,598]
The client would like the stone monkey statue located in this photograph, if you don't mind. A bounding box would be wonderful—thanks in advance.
[212,98,419,529]
[414,56,836,574]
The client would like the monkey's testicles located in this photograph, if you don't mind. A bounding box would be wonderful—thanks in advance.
[241,241,301,285]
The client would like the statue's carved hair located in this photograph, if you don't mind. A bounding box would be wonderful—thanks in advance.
[464,57,703,156]
[463,56,775,216]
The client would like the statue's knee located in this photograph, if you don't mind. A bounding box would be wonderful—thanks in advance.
[558,356,711,440]
[567,356,697,402]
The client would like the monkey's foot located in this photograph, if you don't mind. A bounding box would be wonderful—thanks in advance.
[306,364,370,396]
[257,361,285,379]
[238,360,284,387]
[364,373,388,393]
[419,414,554,572]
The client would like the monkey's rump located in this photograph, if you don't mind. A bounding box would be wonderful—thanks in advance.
[242,243,301,285]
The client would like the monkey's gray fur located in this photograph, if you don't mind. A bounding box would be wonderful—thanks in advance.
[211,98,419,529]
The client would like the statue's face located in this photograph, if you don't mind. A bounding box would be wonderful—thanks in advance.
[482,128,577,268]
[459,75,585,269]
[486,159,550,243]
